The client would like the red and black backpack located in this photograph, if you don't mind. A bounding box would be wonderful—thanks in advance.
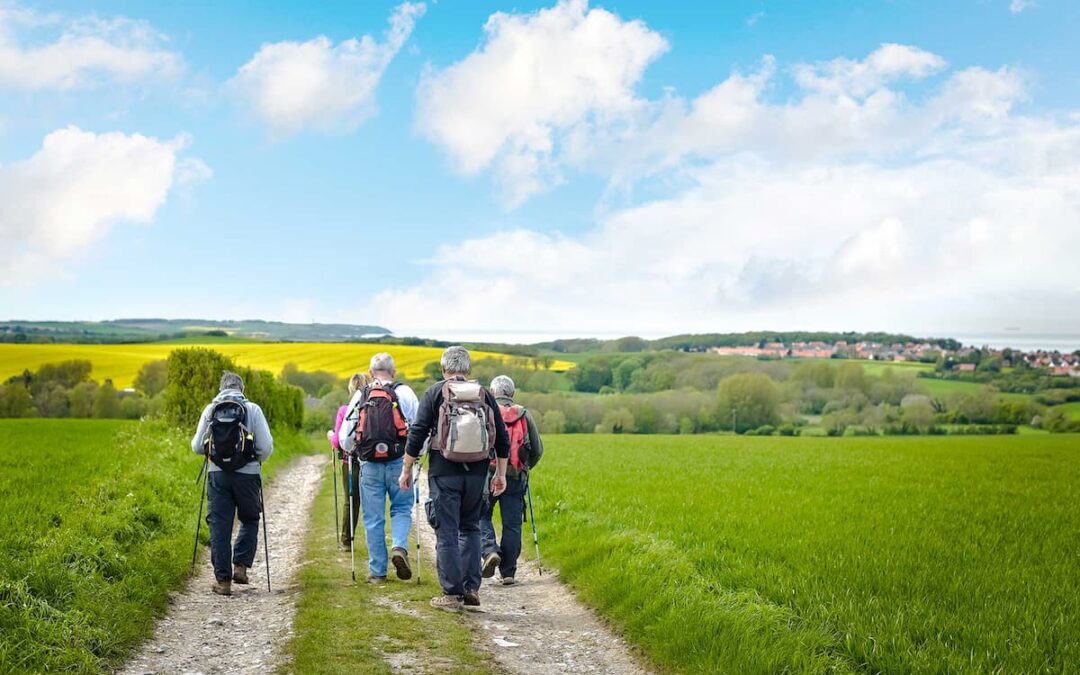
[353,382,409,462]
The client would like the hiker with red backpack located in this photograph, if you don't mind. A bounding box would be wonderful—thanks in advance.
[339,353,419,584]
[399,346,510,612]
[191,371,274,596]
[480,375,544,585]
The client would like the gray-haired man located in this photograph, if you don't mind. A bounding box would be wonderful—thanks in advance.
[399,346,510,612]
[481,375,544,585]
[191,371,274,596]
[338,353,419,583]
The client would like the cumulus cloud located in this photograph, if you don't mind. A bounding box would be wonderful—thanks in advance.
[0,126,207,281]
[1009,0,1035,14]
[229,2,425,138]
[0,2,182,90]
[374,36,1080,337]
[415,0,668,206]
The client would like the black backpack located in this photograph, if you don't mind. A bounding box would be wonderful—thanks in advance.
[352,383,409,462]
[207,398,257,471]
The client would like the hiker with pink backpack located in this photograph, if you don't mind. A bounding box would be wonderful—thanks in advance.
[480,375,544,586]
[399,346,510,612]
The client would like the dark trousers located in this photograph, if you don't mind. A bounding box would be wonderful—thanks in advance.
[206,471,262,582]
[428,473,486,596]
[480,475,526,578]
[340,459,361,545]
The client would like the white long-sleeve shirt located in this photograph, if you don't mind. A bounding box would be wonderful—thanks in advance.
[337,380,418,454]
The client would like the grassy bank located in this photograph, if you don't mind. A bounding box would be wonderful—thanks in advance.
[284,453,486,674]
[0,418,310,673]
[533,434,1080,673]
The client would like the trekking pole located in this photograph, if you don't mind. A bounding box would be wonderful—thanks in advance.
[260,476,272,592]
[525,480,543,576]
[347,454,356,582]
[190,456,209,572]
[331,447,340,545]
[413,462,422,585]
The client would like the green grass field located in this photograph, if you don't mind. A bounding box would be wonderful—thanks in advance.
[1058,401,1080,421]
[0,419,310,673]
[532,434,1080,673]
[0,343,571,388]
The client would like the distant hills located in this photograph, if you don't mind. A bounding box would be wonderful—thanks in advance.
[0,319,390,344]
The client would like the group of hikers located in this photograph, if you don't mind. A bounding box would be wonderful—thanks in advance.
[190,346,543,612]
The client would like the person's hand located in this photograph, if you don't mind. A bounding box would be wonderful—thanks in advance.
[491,474,507,497]
[326,429,335,444]
[399,469,413,491]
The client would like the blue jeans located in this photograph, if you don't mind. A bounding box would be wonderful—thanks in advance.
[480,475,526,578]
[206,471,261,582]
[428,473,486,596]
[360,457,413,577]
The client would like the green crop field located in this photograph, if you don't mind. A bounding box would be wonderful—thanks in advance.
[0,343,572,388]
[0,419,310,673]
[532,434,1080,673]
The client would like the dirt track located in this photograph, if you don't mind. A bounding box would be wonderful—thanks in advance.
[117,454,326,675]
[415,471,652,674]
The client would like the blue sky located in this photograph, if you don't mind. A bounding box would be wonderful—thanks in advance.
[1,0,1078,341]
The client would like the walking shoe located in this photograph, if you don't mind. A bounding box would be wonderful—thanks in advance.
[211,580,232,596]
[501,576,518,586]
[367,575,387,585]
[232,564,249,585]
[463,591,481,611]
[391,547,412,580]
[481,552,501,579]
[431,594,464,612]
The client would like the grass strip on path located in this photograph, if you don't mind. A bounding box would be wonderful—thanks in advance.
[284,454,489,674]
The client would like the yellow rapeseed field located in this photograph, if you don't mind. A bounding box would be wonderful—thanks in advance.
[0,343,569,387]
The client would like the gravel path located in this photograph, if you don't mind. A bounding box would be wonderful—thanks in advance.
[416,472,652,675]
[118,454,326,675]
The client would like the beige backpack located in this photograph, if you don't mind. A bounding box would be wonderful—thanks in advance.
[430,380,496,463]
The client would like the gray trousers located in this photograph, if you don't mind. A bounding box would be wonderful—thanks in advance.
[427,473,486,596]
[207,471,261,582]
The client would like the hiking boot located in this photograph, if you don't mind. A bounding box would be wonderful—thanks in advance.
[232,564,249,585]
[481,552,501,579]
[431,594,464,612]
[463,591,481,611]
[367,575,387,585]
[211,580,232,596]
[501,576,518,586]
[391,547,412,580]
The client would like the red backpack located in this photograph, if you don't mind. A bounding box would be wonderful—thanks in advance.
[494,404,529,472]
[353,383,409,462]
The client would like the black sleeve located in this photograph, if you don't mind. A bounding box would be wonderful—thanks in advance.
[406,386,438,457]
[486,390,511,459]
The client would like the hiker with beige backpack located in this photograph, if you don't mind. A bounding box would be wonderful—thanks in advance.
[399,346,510,612]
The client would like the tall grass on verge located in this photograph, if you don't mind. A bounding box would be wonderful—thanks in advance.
[0,419,310,674]
[534,434,1080,673]
[284,454,486,674]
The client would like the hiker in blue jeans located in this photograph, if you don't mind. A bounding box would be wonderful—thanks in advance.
[338,353,419,583]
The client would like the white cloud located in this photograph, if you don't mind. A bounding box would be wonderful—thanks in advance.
[0,126,207,281]
[373,40,1080,337]
[229,2,425,138]
[0,2,182,90]
[415,0,668,207]
[1009,0,1035,14]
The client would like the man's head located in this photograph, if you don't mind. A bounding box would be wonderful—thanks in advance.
[348,372,370,396]
[441,346,471,378]
[490,375,515,400]
[220,371,244,392]
[369,352,396,379]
